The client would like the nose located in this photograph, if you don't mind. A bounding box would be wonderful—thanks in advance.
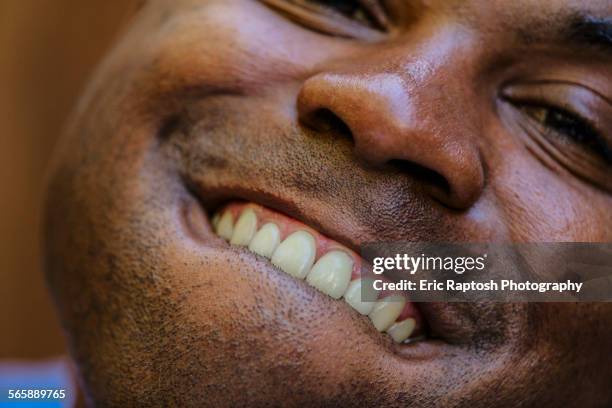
[297,72,484,210]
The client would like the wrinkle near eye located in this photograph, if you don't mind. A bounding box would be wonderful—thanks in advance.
[501,99,612,193]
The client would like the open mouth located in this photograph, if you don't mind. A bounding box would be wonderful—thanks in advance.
[207,201,427,345]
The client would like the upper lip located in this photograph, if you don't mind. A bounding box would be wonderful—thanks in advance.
[187,181,366,255]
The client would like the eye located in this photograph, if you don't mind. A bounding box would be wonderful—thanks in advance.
[306,0,381,26]
[260,0,390,39]
[501,81,612,191]
[520,104,612,164]
[501,81,612,166]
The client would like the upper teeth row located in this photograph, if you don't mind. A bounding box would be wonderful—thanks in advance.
[212,208,416,343]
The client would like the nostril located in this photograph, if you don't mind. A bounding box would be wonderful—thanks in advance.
[302,108,354,142]
[388,159,451,199]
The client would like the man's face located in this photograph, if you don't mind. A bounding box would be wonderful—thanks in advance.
[45,0,612,406]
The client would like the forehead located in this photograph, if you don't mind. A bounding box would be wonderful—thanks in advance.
[143,0,612,53]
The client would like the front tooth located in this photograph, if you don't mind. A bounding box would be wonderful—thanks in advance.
[368,295,406,332]
[230,209,257,246]
[306,250,353,299]
[271,231,316,279]
[343,279,379,315]
[386,318,416,343]
[248,223,281,258]
[216,212,234,240]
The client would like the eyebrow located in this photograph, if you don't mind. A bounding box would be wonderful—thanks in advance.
[565,16,612,57]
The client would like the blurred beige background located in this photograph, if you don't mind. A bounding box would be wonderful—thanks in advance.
[0,0,139,359]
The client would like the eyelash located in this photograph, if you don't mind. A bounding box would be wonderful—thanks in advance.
[309,0,362,16]
[519,103,612,163]
[275,0,389,35]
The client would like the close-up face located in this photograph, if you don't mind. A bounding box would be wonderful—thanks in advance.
[44,0,612,406]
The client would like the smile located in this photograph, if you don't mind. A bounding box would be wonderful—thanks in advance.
[209,202,425,344]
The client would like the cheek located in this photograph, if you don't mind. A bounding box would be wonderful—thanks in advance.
[490,146,609,241]
[122,0,344,99]
[160,234,389,404]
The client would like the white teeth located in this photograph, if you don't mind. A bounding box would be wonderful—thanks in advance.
[368,295,406,332]
[386,318,416,343]
[271,231,316,279]
[230,209,258,246]
[216,212,234,240]
[306,250,353,299]
[248,223,281,258]
[211,213,221,231]
[343,278,379,315]
[215,207,419,343]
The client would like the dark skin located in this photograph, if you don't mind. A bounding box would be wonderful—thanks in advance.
[45,0,612,406]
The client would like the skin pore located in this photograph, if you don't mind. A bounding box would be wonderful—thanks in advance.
[44,0,611,407]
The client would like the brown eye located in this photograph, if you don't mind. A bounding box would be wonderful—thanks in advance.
[521,104,612,164]
[501,81,612,169]
[260,0,389,39]
[304,0,378,28]
[308,0,361,16]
